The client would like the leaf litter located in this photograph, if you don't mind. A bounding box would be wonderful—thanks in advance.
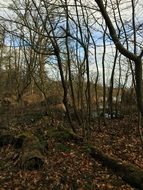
[0,114,141,190]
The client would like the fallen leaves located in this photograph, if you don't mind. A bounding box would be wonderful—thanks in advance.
[0,114,141,189]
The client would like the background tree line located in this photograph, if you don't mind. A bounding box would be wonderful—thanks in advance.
[0,0,142,133]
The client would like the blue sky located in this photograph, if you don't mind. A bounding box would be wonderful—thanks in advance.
[0,0,142,86]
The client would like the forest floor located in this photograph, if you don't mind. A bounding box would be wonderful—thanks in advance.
[0,111,142,190]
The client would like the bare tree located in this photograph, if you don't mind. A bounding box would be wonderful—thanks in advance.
[94,0,143,143]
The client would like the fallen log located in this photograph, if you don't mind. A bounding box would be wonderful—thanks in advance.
[47,126,83,142]
[0,128,25,149]
[57,129,143,189]
[19,133,48,170]
[87,145,143,190]
[0,131,48,170]
[0,133,15,147]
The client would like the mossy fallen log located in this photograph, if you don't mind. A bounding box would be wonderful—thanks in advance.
[19,133,48,170]
[0,131,48,170]
[87,145,143,190]
[47,127,83,142]
[56,129,143,189]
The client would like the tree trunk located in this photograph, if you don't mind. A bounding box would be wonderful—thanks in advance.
[55,128,143,189]
[0,132,48,170]
[88,145,143,190]
[19,134,47,170]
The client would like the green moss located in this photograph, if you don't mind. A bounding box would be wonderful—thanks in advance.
[47,128,74,141]
[83,144,94,154]
[55,143,71,153]
[17,131,35,139]
[16,132,48,153]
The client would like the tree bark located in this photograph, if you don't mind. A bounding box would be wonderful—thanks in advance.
[0,132,48,170]
[18,134,47,170]
[88,145,143,189]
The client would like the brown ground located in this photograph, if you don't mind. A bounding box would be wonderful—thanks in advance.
[0,112,142,190]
